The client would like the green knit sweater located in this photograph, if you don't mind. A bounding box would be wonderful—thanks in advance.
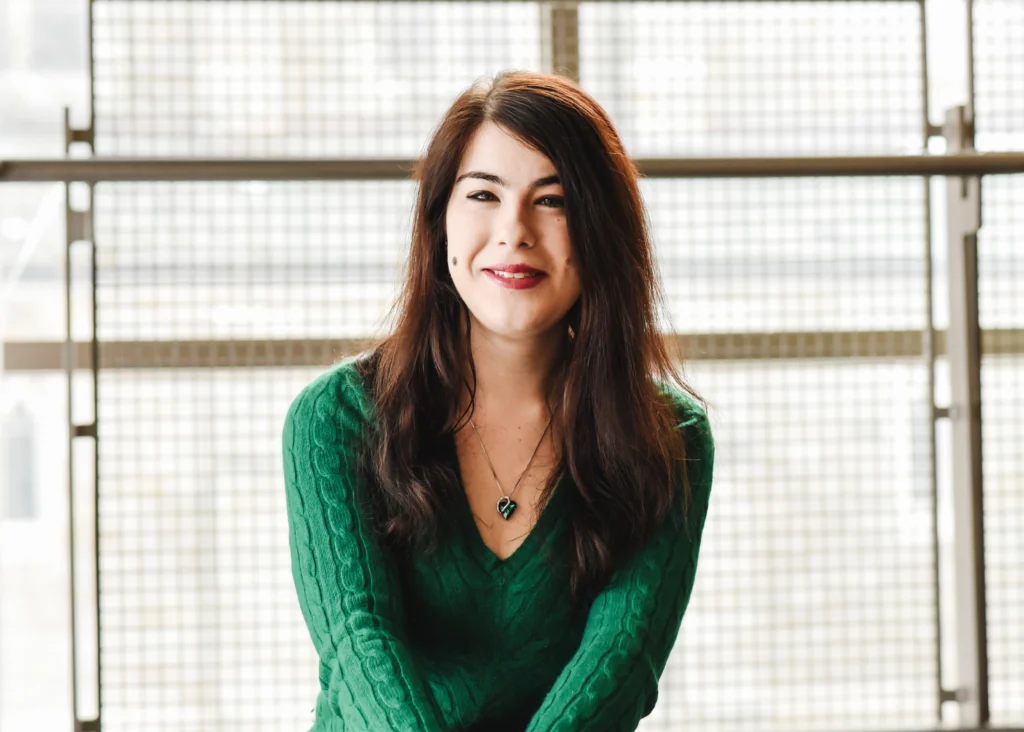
[282,357,715,731]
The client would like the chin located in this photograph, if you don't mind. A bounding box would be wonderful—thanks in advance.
[492,322,565,340]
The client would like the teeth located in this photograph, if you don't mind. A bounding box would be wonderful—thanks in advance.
[492,271,538,279]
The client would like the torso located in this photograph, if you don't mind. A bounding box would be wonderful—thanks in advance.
[452,410,563,560]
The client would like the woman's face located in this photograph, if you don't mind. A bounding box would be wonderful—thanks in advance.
[445,121,581,342]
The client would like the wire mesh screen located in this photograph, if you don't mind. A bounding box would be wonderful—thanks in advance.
[580,1,924,156]
[89,1,940,730]
[91,1,542,156]
[642,177,936,729]
[94,366,326,728]
[93,181,417,341]
[92,174,419,731]
[973,0,1024,724]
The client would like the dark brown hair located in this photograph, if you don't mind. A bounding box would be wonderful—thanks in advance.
[352,70,708,613]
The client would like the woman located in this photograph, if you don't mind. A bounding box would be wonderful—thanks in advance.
[282,70,715,731]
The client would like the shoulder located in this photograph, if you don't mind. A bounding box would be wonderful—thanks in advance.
[654,381,713,445]
[282,354,378,447]
[653,380,716,493]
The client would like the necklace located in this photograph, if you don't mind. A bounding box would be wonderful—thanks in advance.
[468,406,556,521]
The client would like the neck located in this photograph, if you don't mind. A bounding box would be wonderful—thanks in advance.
[458,310,566,419]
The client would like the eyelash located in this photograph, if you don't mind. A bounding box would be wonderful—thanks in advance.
[468,191,565,208]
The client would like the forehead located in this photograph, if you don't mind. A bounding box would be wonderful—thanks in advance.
[457,121,557,178]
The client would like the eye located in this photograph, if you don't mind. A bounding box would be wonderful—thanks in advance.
[537,195,565,208]
[467,191,564,208]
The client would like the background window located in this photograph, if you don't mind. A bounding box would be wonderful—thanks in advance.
[3,402,38,520]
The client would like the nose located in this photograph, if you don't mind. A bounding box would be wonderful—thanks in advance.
[497,199,536,248]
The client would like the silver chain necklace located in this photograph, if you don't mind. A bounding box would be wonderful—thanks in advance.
[468,407,555,521]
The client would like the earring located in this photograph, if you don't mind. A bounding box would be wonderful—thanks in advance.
[567,324,575,341]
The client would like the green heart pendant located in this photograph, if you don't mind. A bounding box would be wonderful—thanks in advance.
[497,496,517,520]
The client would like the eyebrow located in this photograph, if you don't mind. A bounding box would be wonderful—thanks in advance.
[454,171,561,189]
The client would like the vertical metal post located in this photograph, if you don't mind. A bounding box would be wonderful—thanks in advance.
[540,1,579,83]
[83,1,101,728]
[915,0,945,720]
[64,163,79,732]
[65,100,100,732]
[942,102,989,727]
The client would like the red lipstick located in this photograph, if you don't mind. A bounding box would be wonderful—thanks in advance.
[483,263,548,290]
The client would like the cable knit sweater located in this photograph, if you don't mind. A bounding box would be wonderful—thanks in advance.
[282,357,715,731]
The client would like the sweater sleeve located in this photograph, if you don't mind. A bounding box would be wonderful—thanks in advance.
[282,366,447,731]
[524,391,716,732]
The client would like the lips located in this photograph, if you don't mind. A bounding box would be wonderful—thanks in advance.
[485,263,546,275]
[483,267,547,290]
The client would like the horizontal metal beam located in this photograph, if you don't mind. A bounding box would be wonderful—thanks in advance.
[5,330,1023,370]
[125,0,919,3]
[3,153,1024,183]
[635,152,1024,179]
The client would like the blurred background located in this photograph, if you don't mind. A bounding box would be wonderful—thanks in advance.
[0,0,1021,730]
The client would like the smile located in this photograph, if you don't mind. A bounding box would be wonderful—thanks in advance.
[484,269,547,290]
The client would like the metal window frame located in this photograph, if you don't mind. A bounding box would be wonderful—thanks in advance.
[0,0,1016,729]
[7,141,1010,732]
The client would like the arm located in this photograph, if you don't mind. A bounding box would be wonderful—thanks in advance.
[525,393,716,732]
[283,366,448,731]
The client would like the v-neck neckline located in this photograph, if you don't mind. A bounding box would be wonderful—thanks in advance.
[444,430,569,577]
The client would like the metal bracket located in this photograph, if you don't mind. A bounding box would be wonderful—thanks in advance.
[64,107,95,151]
[944,105,981,225]
[67,208,93,244]
[939,685,977,705]
[927,119,973,142]
[73,422,98,439]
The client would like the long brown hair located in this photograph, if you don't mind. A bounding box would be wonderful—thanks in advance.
[351,70,708,612]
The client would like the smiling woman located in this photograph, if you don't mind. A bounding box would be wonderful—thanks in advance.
[282,70,715,732]
[445,119,580,347]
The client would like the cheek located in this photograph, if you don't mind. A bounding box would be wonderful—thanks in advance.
[566,265,582,298]
[446,208,488,247]
[444,232,479,278]
[444,210,469,254]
